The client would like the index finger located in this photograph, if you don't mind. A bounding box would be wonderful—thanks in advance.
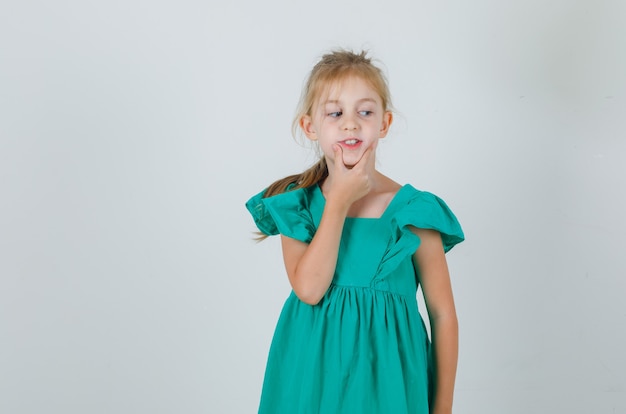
[355,145,375,170]
[332,143,348,171]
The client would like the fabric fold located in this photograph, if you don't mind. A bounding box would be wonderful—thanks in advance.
[245,187,316,243]
[377,188,465,277]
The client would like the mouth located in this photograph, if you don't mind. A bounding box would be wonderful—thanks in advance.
[339,138,362,148]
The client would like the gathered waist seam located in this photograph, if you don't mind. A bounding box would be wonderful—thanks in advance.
[328,283,414,300]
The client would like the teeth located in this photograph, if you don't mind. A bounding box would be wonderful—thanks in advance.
[344,139,358,145]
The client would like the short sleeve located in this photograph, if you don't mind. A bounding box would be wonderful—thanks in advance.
[379,189,464,276]
[394,190,465,253]
[245,187,316,243]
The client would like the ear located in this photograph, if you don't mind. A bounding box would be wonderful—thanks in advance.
[300,115,317,141]
[379,111,393,138]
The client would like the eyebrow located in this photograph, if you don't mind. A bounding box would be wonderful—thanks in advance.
[323,98,378,105]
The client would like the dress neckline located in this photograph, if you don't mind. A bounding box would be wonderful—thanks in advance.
[313,184,411,220]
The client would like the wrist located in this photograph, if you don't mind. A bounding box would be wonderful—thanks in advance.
[323,197,351,218]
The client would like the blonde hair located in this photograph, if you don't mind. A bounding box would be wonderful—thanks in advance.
[263,49,393,198]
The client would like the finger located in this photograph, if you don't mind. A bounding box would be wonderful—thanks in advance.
[364,144,377,170]
[354,145,374,170]
[332,144,347,170]
[364,145,375,166]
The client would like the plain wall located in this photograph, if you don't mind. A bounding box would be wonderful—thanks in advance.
[1,0,625,413]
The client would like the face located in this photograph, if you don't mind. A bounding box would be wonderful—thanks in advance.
[300,76,392,168]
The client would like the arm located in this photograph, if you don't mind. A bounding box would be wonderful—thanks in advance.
[280,198,348,305]
[412,228,458,414]
[280,146,374,305]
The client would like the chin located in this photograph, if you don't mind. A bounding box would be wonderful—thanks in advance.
[342,158,359,168]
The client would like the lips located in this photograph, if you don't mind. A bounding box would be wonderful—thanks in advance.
[340,138,362,148]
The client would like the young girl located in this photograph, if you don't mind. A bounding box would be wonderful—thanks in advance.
[246,49,464,414]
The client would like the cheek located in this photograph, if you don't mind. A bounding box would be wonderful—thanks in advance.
[321,142,336,155]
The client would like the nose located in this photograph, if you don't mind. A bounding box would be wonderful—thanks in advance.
[341,113,358,131]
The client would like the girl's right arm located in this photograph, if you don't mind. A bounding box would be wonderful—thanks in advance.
[280,146,373,305]
[280,200,346,305]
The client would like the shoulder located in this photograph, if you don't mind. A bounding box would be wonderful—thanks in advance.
[247,184,317,217]
[401,184,447,205]
[248,183,314,204]
[246,184,319,241]
[392,184,465,253]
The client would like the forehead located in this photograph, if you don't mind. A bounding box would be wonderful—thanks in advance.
[317,76,381,105]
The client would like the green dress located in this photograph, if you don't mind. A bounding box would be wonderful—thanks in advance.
[246,184,464,414]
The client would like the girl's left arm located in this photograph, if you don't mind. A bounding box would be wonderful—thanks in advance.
[412,228,458,414]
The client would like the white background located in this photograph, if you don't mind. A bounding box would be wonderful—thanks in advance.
[1,0,625,413]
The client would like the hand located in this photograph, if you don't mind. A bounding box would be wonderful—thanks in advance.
[325,144,375,209]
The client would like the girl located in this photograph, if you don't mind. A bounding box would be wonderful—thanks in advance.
[246,49,464,414]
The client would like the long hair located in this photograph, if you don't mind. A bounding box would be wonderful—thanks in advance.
[263,49,393,199]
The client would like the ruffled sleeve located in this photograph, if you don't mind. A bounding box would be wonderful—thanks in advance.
[245,187,316,243]
[378,188,464,276]
[394,190,465,253]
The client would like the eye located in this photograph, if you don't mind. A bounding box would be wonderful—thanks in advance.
[359,110,373,116]
[328,111,342,118]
